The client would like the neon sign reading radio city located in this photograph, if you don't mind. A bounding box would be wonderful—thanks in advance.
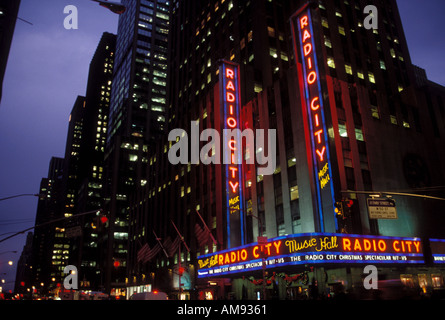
[293,8,337,231]
[221,61,245,248]
[224,65,242,211]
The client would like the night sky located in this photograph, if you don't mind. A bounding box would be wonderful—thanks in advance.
[0,0,444,292]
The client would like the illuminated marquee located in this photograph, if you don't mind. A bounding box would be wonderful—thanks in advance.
[197,233,424,278]
[220,61,245,248]
[291,6,337,232]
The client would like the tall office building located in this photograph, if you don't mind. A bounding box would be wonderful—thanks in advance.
[102,0,170,295]
[126,0,445,299]
[31,157,66,294]
[30,33,116,294]
[69,32,116,291]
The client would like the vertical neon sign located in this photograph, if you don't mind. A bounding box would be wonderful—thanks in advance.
[220,61,245,248]
[291,7,338,232]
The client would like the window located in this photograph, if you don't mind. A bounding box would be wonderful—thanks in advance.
[379,60,386,70]
[345,64,352,75]
[338,26,345,36]
[390,115,398,125]
[355,128,364,141]
[327,57,336,69]
[324,36,332,48]
[290,185,299,201]
[371,106,380,119]
[338,123,348,137]
[321,17,329,28]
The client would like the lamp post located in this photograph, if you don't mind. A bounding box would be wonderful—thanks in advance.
[248,213,267,300]
[0,194,45,202]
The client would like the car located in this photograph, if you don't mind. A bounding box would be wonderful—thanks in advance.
[129,291,168,300]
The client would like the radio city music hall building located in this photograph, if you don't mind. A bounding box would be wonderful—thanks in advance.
[125,0,445,299]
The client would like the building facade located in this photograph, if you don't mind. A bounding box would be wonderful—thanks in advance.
[125,0,445,300]
[31,157,66,294]
[101,0,170,295]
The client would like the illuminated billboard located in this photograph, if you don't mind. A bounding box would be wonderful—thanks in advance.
[220,61,245,248]
[197,233,424,278]
[291,4,338,232]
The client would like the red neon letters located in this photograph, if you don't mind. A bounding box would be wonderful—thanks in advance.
[299,15,325,163]
[342,237,422,253]
[224,65,242,215]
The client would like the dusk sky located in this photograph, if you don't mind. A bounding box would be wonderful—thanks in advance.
[0,0,444,291]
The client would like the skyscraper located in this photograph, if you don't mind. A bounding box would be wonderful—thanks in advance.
[31,157,66,294]
[102,0,170,295]
[30,33,117,294]
[69,32,116,291]
[126,0,445,299]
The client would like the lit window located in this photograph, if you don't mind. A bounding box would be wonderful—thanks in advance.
[390,48,396,58]
[368,72,375,83]
[390,115,398,125]
[270,48,278,58]
[345,64,352,75]
[290,185,299,201]
[371,106,380,119]
[355,128,364,141]
[379,60,386,70]
[338,26,345,36]
[338,123,348,137]
[327,57,336,69]
[324,36,332,48]
[321,17,329,28]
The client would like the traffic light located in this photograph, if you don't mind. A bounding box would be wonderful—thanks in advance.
[335,201,348,234]
[93,213,108,227]
[178,267,185,276]
[334,201,344,217]
[343,199,354,217]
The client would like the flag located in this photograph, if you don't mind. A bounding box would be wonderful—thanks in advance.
[195,223,210,248]
[137,243,150,263]
[137,243,161,263]
[195,210,218,246]
[144,243,161,263]
[163,236,181,257]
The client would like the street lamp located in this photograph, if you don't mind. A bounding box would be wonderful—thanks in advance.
[0,193,45,202]
[0,251,17,256]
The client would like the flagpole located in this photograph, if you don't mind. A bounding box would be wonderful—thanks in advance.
[153,229,169,258]
[195,210,218,246]
[170,220,190,252]
[178,239,182,299]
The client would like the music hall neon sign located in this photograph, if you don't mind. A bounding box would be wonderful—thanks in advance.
[197,233,424,278]
[220,61,245,248]
[292,7,337,232]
